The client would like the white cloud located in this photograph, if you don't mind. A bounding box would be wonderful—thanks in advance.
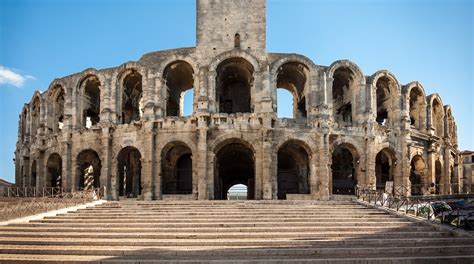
[0,65,34,88]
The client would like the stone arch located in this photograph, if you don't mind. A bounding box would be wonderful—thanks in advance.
[409,154,426,195]
[161,141,193,195]
[215,57,254,114]
[330,142,361,195]
[117,146,142,198]
[277,139,311,199]
[370,70,400,127]
[30,92,42,140]
[163,60,195,116]
[47,84,65,133]
[211,134,256,155]
[116,67,143,123]
[427,94,444,138]
[213,137,256,200]
[76,149,101,189]
[20,105,29,143]
[209,50,260,73]
[273,61,310,119]
[77,73,101,128]
[403,82,427,131]
[327,60,365,82]
[327,61,364,126]
[375,147,397,191]
[46,153,62,188]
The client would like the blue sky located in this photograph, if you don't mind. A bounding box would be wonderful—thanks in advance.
[0,0,473,183]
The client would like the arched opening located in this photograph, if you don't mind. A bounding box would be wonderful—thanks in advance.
[234,33,240,48]
[117,147,142,198]
[80,75,101,128]
[182,89,194,116]
[76,149,101,190]
[30,97,40,139]
[161,143,193,195]
[332,67,356,125]
[410,155,425,195]
[276,62,308,119]
[277,89,293,118]
[164,61,194,117]
[227,184,247,200]
[435,160,442,194]
[375,77,393,126]
[21,109,28,143]
[30,160,37,188]
[432,99,444,138]
[46,153,62,188]
[48,86,65,133]
[216,58,253,114]
[409,87,426,130]
[121,71,142,124]
[277,141,310,199]
[375,149,395,191]
[331,145,358,195]
[215,142,255,200]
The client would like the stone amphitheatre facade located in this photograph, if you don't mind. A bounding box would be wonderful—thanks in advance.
[14,0,460,201]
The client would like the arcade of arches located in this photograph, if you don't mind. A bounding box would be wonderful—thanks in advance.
[15,4,460,200]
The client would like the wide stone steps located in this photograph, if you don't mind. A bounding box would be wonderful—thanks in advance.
[0,200,473,263]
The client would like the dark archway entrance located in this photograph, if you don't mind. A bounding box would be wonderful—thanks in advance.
[214,142,255,200]
[46,153,62,188]
[435,160,442,194]
[117,147,142,198]
[331,145,357,195]
[77,149,101,190]
[216,58,253,114]
[31,160,37,188]
[410,155,425,195]
[277,141,310,199]
[375,149,395,191]
[161,143,193,195]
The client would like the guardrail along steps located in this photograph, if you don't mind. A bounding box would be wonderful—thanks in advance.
[0,200,473,263]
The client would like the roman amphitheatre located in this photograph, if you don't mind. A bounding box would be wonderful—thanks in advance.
[1,0,473,263]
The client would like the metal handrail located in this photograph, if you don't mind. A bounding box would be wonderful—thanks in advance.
[0,187,104,222]
[356,185,474,230]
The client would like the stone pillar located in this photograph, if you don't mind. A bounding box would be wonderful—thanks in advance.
[141,122,154,201]
[427,150,435,194]
[154,138,162,200]
[100,127,113,200]
[197,126,208,199]
[318,133,330,200]
[37,153,45,189]
[261,129,273,199]
[207,151,215,200]
[310,150,319,199]
[365,137,376,189]
[254,146,263,200]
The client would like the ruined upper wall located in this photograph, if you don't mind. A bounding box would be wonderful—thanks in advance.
[196,0,266,56]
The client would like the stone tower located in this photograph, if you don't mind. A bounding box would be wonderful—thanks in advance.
[196,0,266,58]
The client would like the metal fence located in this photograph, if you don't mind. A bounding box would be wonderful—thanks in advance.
[0,187,105,222]
[356,186,474,230]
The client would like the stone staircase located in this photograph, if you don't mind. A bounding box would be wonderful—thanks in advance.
[0,200,473,263]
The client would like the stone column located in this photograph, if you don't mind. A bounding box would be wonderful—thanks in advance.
[254,145,263,200]
[141,122,154,201]
[318,133,330,200]
[365,137,376,189]
[207,151,215,200]
[261,128,273,199]
[100,127,113,200]
[197,125,208,200]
